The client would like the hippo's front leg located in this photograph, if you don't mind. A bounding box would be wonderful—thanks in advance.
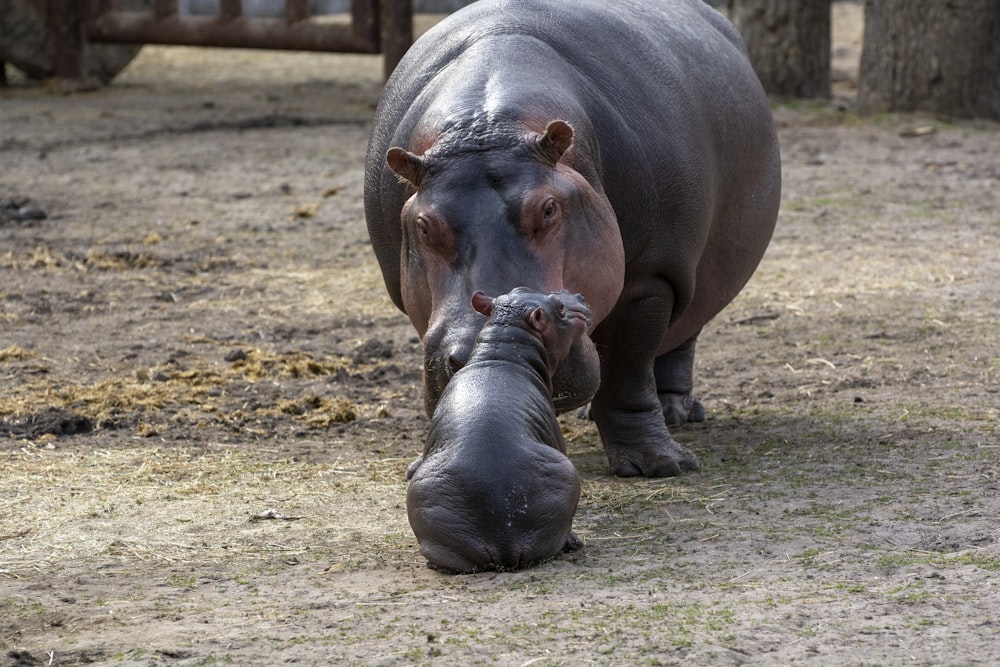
[590,292,700,478]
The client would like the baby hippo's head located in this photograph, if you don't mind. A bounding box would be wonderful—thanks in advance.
[472,288,591,369]
[405,288,590,573]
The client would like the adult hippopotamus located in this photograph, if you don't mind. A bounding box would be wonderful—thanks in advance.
[407,288,591,572]
[364,0,781,477]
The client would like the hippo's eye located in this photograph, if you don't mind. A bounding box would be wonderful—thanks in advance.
[416,215,431,238]
[542,198,558,222]
[523,196,562,241]
[413,213,455,258]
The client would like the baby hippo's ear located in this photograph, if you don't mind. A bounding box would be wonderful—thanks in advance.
[528,307,551,334]
[471,291,494,317]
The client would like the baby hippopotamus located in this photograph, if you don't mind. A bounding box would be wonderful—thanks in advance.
[406,288,591,573]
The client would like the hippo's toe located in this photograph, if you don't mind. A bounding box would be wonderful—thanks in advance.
[606,439,700,478]
[659,390,705,427]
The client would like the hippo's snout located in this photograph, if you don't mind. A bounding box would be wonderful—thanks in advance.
[422,315,481,414]
[422,344,468,415]
[406,451,581,574]
[413,530,543,574]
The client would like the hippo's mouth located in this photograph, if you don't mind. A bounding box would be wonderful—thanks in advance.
[565,307,590,328]
[423,352,454,415]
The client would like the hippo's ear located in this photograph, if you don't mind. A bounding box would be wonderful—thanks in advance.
[386,147,425,188]
[528,307,550,334]
[471,291,494,317]
[536,120,574,165]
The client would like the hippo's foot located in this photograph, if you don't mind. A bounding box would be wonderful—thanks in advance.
[659,390,705,427]
[606,438,700,478]
[654,332,703,427]
[563,532,584,553]
[594,407,699,477]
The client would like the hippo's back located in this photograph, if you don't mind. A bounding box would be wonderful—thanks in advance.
[366,0,779,351]
[369,0,751,161]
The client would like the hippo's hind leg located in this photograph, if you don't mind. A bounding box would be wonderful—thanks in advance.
[590,290,699,477]
[655,330,706,427]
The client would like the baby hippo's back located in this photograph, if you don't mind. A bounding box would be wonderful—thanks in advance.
[406,289,590,573]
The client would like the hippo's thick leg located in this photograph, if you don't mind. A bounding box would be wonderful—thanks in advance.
[591,292,700,478]
[654,331,706,427]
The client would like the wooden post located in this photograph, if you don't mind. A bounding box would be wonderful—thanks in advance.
[219,0,243,22]
[153,0,179,19]
[51,0,86,79]
[286,0,309,24]
[380,0,412,80]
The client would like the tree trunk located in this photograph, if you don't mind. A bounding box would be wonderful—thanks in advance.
[858,0,1000,119]
[728,0,832,98]
[0,0,143,83]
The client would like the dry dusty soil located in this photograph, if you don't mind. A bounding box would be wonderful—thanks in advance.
[2,6,999,666]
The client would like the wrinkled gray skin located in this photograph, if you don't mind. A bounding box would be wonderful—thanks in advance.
[364,0,781,478]
[407,288,590,573]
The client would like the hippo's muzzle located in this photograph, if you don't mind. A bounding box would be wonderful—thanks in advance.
[406,448,582,573]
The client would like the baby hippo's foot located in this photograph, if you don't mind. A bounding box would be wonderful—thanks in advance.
[659,390,705,427]
[563,532,583,553]
[406,454,424,480]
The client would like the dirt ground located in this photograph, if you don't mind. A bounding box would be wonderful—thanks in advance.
[2,5,999,666]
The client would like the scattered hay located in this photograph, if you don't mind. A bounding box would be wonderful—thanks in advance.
[0,344,385,441]
[582,478,728,515]
[266,395,357,426]
[82,250,162,270]
[0,344,33,362]
[27,245,61,269]
[7,245,164,272]
[0,445,412,575]
[228,347,351,382]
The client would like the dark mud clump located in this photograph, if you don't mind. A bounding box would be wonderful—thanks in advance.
[2,406,94,439]
[0,196,47,226]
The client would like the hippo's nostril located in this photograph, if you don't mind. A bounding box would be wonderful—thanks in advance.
[445,342,471,376]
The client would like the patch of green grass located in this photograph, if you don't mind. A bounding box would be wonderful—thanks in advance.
[0,599,49,619]
[783,195,860,213]
[895,403,986,422]
[167,573,198,589]
[877,550,1000,572]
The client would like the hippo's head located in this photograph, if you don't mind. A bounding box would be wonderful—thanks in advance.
[385,119,624,414]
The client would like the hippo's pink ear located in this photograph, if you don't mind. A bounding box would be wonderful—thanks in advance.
[537,120,574,165]
[386,147,425,188]
[471,291,494,317]
[528,307,550,333]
